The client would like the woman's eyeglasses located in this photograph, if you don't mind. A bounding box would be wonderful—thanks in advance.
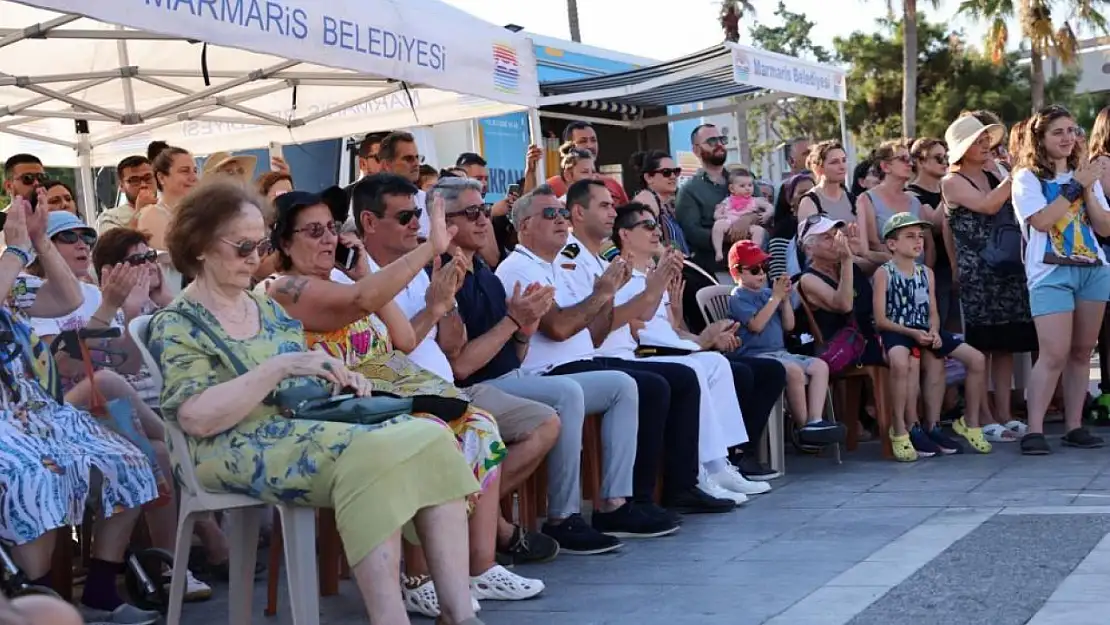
[292,221,340,238]
[540,206,572,220]
[650,168,682,178]
[52,230,96,246]
[123,250,158,266]
[221,237,271,258]
[446,204,491,222]
[390,208,423,226]
[18,173,48,186]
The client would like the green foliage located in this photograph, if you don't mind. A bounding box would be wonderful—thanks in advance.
[746,7,1097,159]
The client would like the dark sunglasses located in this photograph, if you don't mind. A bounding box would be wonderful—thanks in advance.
[123,250,158,266]
[293,221,340,238]
[930,155,948,165]
[889,154,911,164]
[18,173,48,186]
[53,230,96,246]
[221,237,271,258]
[650,168,682,178]
[798,213,825,241]
[742,265,764,275]
[389,208,423,226]
[625,219,659,231]
[704,136,729,148]
[446,204,491,222]
[540,206,572,220]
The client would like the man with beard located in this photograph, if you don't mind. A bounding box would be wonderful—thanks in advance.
[98,156,158,234]
[544,121,629,206]
[676,124,732,274]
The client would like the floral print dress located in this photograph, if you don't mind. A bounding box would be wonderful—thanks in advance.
[0,298,157,545]
[305,313,506,493]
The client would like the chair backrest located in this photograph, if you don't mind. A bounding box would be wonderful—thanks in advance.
[128,314,205,497]
[695,284,734,328]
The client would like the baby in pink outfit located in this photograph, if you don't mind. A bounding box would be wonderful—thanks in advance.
[713,168,771,261]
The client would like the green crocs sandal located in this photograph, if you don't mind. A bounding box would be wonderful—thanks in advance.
[952,417,992,454]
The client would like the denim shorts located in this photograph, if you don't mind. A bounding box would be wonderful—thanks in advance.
[1029,264,1110,317]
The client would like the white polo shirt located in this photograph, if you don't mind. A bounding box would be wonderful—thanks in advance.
[330,253,454,382]
[557,234,636,358]
[495,244,596,374]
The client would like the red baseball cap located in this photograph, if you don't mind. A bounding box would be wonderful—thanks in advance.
[728,240,770,278]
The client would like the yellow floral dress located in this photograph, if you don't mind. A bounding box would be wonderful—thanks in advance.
[305,313,506,493]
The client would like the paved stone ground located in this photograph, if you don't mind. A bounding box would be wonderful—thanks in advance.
[174,421,1110,625]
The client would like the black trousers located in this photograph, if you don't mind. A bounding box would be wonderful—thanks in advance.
[724,354,787,453]
[548,358,701,501]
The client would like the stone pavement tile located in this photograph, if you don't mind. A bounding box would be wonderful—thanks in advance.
[478,582,670,613]
[713,559,855,586]
[735,537,885,563]
[866,477,986,493]
[808,505,943,528]
[1047,573,1110,601]
[825,560,923,587]
[1026,602,1110,625]
[1075,536,1110,574]
[468,611,616,625]
[973,475,1095,492]
[764,586,890,625]
[628,581,814,625]
[747,491,856,509]
[864,522,982,564]
[947,490,1078,508]
[923,507,1001,524]
[839,491,961,508]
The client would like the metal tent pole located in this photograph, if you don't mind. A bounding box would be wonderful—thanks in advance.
[74,120,96,225]
[528,108,545,186]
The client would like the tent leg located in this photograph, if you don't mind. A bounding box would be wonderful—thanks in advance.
[75,123,97,225]
[527,108,545,186]
[838,101,851,169]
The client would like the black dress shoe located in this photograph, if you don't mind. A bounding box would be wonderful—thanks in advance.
[736,454,779,479]
[661,487,736,514]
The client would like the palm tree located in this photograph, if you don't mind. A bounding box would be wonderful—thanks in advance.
[960,0,1108,111]
[890,0,941,138]
[567,0,581,42]
[720,0,756,43]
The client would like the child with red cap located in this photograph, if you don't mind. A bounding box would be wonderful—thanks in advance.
[727,240,845,446]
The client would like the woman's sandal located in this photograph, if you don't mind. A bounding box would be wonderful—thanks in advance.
[982,423,1019,443]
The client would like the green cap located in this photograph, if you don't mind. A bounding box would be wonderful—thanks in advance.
[881,212,932,240]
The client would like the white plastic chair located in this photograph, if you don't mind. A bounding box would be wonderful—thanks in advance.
[695,284,734,329]
[129,315,320,625]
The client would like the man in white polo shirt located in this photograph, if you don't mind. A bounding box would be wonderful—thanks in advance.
[348,173,565,566]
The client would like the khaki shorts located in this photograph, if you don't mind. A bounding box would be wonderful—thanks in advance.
[467,383,554,443]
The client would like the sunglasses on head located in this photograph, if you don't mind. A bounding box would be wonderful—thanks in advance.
[540,206,572,221]
[221,237,271,258]
[446,204,491,222]
[123,250,158,266]
[18,173,48,186]
[650,168,682,178]
[292,221,340,238]
[798,213,825,240]
[53,230,96,246]
[390,208,423,226]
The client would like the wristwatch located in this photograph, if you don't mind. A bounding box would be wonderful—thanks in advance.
[512,331,529,344]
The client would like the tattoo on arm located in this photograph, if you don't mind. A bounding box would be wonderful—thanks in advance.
[276,277,309,304]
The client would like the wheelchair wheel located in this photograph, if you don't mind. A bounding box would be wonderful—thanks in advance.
[124,548,173,613]
[10,584,62,600]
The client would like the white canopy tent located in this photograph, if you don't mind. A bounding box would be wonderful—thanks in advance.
[538,41,849,156]
[0,0,540,207]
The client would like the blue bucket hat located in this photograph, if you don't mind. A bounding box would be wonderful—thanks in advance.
[46,211,96,240]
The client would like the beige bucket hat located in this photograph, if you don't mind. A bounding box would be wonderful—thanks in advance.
[945,115,1005,164]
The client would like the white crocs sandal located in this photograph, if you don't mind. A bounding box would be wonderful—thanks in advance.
[402,575,482,616]
[981,423,1018,443]
[469,564,545,601]
[1004,420,1029,436]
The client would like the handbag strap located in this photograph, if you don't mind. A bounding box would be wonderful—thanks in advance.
[154,307,252,376]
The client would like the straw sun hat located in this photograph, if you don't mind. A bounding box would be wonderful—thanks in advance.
[202,151,258,182]
[945,115,1005,164]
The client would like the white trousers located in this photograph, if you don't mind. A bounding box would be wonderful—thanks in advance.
[633,351,749,462]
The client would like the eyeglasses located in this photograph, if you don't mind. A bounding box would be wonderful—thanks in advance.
[540,206,572,220]
[123,250,158,266]
[626,219,659,231]
[930,155,948,165]
[798,213,825,241]
[650,168,682,178]
[703,136,729,148]
[52,230,96,246]
[446,204,491,222]
[18,173,48,186]
[292,221,340,238]
[890,154,911,164]
[387,208,423,226]
[221,237,271,258]
[123,174,155,186]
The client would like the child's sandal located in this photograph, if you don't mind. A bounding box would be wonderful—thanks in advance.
[953,417,992,454]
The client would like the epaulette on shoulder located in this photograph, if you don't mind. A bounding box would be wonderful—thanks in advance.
[561,243,580,259]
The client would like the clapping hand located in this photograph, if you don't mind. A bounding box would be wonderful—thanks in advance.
[25,189,47,247]
[525,145,543,170]
[99,263,144,310]
[1076,158,1105,189]
[594,258,631,296]
[771,274,790,300]
[427,194,458,255]
[3,195,31,250]
[507,281,556,336]
[425,254,466,316]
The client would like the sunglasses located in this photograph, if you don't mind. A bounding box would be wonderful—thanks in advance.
[540,206,572,220]
[929,155,948,165]
[52,230,96,246]
[293,221,340,238]
[650,168,682,178]
[388,208,423,226]
[123,250,158,266]
[704,136,729,148]
[18,173,48,186]
[221,237,271,258]
[742,265,764,275]
[446,204,491,222]
[626,219,659,231]
[890,154,911,164]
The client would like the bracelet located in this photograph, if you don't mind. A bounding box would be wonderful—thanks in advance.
[90,313,113,326]
[507,314,523,329]
[1062,181,1085,203]
[3,245,34,268]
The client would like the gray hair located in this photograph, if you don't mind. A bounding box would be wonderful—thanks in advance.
[511,184,558,230]
[427,176,484,213]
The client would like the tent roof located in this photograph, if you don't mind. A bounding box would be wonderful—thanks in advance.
[0,0,539,166]
[539,45,760,109]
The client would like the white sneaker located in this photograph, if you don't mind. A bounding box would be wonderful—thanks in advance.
[161,569,213,602]
[697,468,748,504]
[470,564,545,601]
[716,464,772,495]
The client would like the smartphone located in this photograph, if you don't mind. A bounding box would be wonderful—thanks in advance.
[507,183,521,197]
[268,142,284,170]
[335,244,358,271]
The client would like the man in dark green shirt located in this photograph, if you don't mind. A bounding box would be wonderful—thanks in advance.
[676,123,730,273]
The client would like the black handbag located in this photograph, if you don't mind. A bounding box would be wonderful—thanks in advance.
[156,307,469,425]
